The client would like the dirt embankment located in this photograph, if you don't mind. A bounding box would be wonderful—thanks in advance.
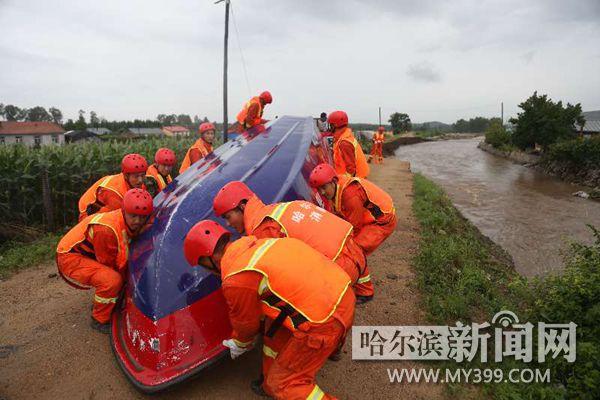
[0,159,447,400]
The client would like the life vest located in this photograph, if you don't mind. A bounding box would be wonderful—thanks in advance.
[221,236,351,331]
[243,196,353,261]
[373,132,385,144]
[333,127,369,178]
[78,174,129,217]
[146,164,172,192]
[57,209,130,271]
[236,97,263,129]
[334,175,395,224]
[179,138,213,174]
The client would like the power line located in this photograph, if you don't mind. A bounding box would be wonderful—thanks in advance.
[229,2,252,96]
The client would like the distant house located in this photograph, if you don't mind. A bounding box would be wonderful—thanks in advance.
[0,121,65,146]
[576,111,600,138]
[162,125,190,137]
[87,127,112,135]
[64,130,103,143]
[128,127,164,137]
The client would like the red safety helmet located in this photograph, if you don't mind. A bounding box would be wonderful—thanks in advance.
[121,153,148,174]
[213,181,255,217]
[378,126,385,132]
[199,122,215,135]
[122,188,153,216]
[259,91,273,104]
[183,220,230,267]
[309,163,337,188]
[154,148,176,166]
[327,111,348,129]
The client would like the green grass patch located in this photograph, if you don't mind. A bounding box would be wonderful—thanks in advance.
[412,174,600,399]
[0,234,60,278]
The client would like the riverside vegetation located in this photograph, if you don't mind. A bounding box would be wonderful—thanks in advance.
[413,174,600,399]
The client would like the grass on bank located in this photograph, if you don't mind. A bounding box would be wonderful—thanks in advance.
[412,173,600,399]
[0,234,60,279]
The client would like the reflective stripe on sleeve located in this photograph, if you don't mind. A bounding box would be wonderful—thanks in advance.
[357,274,371,284]
[306,385,325,400]
[93,294,117,304]
[262,345,278,359]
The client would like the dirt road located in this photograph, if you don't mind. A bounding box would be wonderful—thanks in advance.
[0,159,445,399]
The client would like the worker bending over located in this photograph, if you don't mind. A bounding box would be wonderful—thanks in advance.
[184,220,355,400]
[236,91,272,131]
[213,181,374,302]
[57,189,153,333]
[310,163,396,256]
[78,153,148,221]
[146,148,175,196]
[179,122,215,174]
[328,110,369,178]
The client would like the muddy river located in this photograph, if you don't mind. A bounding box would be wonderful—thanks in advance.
[395,138,600,276]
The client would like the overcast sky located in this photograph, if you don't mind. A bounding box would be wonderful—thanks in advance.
[1,0,599,124]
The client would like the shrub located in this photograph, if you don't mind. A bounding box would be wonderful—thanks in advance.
[484,121,511,149]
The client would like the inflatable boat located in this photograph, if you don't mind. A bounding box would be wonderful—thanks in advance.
[110,116,332,392]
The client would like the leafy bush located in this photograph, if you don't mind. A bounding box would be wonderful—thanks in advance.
[484,121,511,149]
[0,136,197,230]
[543,136,600,169]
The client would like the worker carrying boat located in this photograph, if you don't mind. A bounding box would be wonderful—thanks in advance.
[179,122,215,174]
[77,153,148,221]
[370,126,385,164]
[327,110,369,178]
[310,163,396,256]
[145,148,175,197]
[56,189,153,333]
[212,180,374,302]
[236,91,272,131]
[183,220,355,400]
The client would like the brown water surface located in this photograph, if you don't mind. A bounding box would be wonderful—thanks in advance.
[395,138,600,276]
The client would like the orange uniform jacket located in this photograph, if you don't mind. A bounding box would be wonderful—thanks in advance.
[179,138,213,174]
[333,127,369,178]
[236,97,264,130]
[78,173,133,220]
[334,176,397,256]
[145,164,172,194]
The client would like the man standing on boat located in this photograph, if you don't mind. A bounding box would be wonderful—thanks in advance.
[328,110,370,178]
[236,91,272,131]
[309,163,396,256]
[183,220,355,400]
[179,122,215,174]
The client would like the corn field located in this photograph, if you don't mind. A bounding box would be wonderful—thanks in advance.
[0,136,203,232]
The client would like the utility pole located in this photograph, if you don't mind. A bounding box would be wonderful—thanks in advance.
[216,0,230,142]
[378,106,382,127]
[501,102,504,126]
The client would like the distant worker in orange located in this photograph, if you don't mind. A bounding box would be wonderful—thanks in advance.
[184,220,355,400]
[145,148,175,197]
[78,154,148,221]
[212,181,374,302]
[310,163,396,256]
[57,189,153,333]
[179,122,215,174]
[370,126,385,164]
[328,110,369,178]
[236,91,272,131]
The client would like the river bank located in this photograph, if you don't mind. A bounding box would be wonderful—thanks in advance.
[478,141,600,190]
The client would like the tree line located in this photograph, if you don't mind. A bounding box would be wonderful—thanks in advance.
[0,104,211,133]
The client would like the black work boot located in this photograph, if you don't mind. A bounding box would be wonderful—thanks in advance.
[250,375,269,397]
[90,318,111,334]
[356,295,374,305]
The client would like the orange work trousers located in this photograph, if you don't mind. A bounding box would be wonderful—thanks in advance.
[354,214,398,256]
[370,143,383,164]
[336,238,374,297]
[264,290,355,400]
[56,253,124,323]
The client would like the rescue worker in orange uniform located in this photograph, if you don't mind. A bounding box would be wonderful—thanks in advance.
[57,189,153,333]
[78,153,148,221]
[184,220,355,400]
[236,91,272,131]
[328,110,369,178]
[179,122,215,174]
[145,148,175,197]
[212,181,374,302]
[310,163,396,256]
[370,126,385,164]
